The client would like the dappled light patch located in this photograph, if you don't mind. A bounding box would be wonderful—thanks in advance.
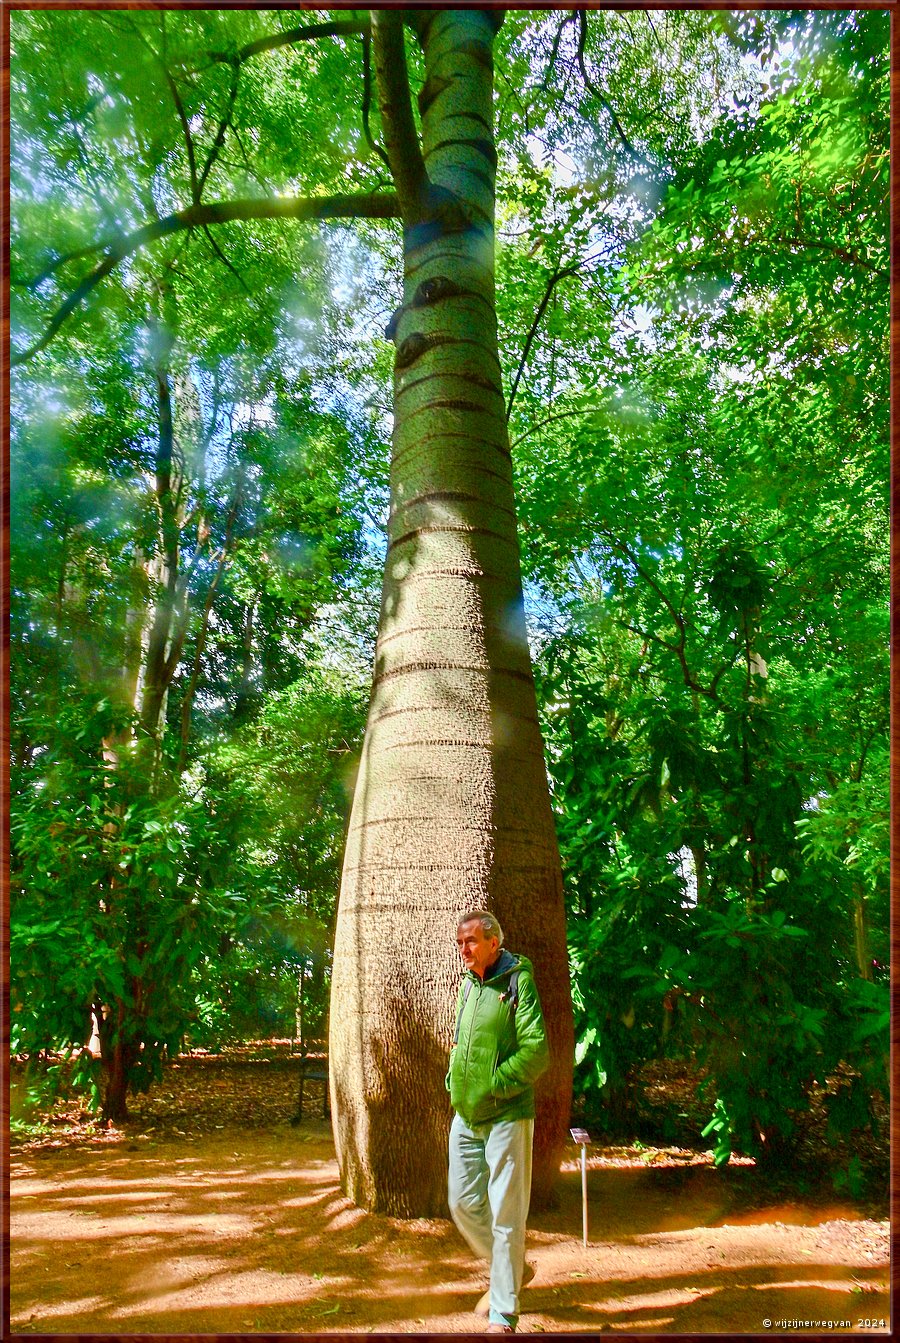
[711,1204,864,1228]
[560,1143,755,1174]
[604,1283,719,1314]
[754,1276,886,1295]
[11,1108,888,1334]
[322,1199,369,1230]
[19,1296,108,1324]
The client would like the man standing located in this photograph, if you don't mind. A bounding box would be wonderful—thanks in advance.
[447,909,550,1334]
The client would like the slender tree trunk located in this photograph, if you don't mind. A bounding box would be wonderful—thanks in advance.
[295,959,305,1048]
[690,843,707,905]
[852,886,872,981]
[233,598,258,723]
[330,9,573,1218]
[122,561,148,714]
[97,999,134,1121]
[99,327,193,1114]
[140,350,179,744]
[176,501,239,773]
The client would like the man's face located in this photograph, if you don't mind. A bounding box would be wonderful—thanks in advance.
[457,920,499,978]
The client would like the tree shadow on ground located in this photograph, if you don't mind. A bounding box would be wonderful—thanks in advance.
[10,1124,890,1335]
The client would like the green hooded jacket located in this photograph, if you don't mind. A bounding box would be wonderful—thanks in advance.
[446,949,550,1126]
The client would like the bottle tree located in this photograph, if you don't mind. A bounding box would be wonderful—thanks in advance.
[328,9,573,1216]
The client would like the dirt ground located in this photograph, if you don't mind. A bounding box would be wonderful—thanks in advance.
[8,1055,891,1336]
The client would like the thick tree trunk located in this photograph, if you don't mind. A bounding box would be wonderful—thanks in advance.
[330,9,573,1218]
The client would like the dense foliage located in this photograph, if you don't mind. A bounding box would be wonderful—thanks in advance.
[507,8,889,1168]
[10,6,888,1177]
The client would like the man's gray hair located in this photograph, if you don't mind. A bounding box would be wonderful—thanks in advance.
[457,908,504,945]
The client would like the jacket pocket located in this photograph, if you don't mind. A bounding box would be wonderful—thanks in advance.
[470,1089,501,1124]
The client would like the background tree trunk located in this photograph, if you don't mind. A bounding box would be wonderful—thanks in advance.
[98,1000,135,1121]
[330,9,573,1219]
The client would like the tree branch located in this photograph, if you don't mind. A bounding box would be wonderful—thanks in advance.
[159,18,201,204]
[202,225,251,294]
[604,532,686,636]
[644,11,666,57]
[769,534,844,585]
[620,618,681,659]
[510,404,607,450]
[773,232,888,280]
[620,617,726,705]
[596,529,739,704]
[187,18,370,73]
[232,18,369,66]
[16,243,109,290]
[11,192,400,366]
[361,30,391,170]
[370,10,428,224]
[540,12,578,92]
[677,232,888,284]
[197,57,241,198]
[506,261,581,420]
[230,124,272,194]
[167,67,201,204]
[128,14,201,205]
[576,10,638,160]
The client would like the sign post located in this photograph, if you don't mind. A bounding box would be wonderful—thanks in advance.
[569,1127,592,1248]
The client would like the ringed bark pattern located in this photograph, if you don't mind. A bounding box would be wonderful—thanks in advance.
[330,8,573,1218]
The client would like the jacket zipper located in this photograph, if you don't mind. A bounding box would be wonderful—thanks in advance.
[462,974,479,1080]
[460,970,514,1114]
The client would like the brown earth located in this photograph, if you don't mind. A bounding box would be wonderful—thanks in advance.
[8,1052,891,1336]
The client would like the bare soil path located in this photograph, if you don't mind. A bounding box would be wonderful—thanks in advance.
[9,1054,890,1336]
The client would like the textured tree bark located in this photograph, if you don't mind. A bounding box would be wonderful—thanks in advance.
[330,9,573,1218]
[98,999,136,1121]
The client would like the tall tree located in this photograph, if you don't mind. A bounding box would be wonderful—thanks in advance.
[329,9,571,1216]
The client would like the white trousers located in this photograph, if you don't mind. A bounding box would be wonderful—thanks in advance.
[448,1112,534,1328]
